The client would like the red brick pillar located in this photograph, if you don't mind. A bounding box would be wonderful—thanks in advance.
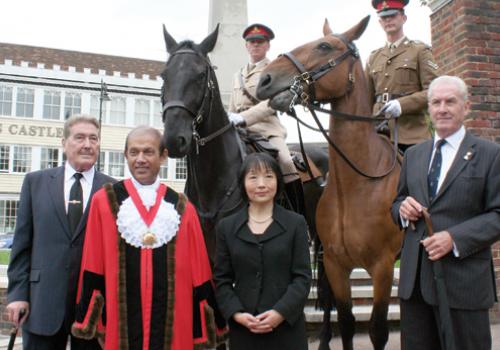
[428,0,500,322]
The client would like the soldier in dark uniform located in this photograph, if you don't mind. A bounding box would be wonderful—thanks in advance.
[366,0,440,152]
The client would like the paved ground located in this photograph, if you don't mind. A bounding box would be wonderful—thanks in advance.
[308,322,500,349]
[1,323,499,349]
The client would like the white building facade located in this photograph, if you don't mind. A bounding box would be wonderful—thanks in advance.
[0,43,187,234]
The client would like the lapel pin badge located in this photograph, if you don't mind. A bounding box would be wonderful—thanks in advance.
[463,151,473,161]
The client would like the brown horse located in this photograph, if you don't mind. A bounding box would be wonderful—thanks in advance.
[256,16,403,350]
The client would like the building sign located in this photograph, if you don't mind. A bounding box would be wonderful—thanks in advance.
[0,122,64,139]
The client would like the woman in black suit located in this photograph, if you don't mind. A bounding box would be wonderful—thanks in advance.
[214,153,311,350]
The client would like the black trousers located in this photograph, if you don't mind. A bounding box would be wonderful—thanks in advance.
[22,325,100,350]
[400,255,491,350]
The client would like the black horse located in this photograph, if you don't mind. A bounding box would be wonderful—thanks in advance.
[160,25,243,265]
[160,25,328,270]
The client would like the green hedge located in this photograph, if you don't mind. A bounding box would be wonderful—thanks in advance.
[0,249,10,265]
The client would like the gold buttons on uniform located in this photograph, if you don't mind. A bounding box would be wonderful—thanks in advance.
[384,88,388,91]
[384,73,389,77]
[387,60,392,64]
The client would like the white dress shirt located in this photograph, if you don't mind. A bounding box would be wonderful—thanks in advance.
[64,163,95,213]
[429,126,466,193]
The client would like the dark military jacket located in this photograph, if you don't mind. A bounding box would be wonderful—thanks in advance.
[365,37,439,145]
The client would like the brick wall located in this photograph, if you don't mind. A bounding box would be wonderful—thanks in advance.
[0,287,12,334]
[430,0,500,322]
[430,0,500,142]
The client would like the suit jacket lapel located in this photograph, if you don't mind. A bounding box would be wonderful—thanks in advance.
[418,140,434,207]
[257,221,286,243]
[433,133,476,203]
[234,204,287,244]
[49,166,72,239]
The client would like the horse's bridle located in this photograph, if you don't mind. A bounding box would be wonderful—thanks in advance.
[282,34,359,109]
[161,49,233,153]
[281,34,400,179]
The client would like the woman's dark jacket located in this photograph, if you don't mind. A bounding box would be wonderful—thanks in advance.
[214,204,311,349]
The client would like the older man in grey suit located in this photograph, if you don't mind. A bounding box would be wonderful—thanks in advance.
[6,115,114,349]
[391,76,500,350]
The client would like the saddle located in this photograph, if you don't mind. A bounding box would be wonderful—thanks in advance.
[235,128,325,185]
[236,128,279,160]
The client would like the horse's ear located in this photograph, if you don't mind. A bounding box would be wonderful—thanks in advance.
[199,24,219,55]
[343,15,370,42]
[323,19,333,36]
[163,24,178,54]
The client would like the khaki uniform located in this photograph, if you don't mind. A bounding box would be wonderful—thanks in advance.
[365,37,439,145]
[229,58,297,178]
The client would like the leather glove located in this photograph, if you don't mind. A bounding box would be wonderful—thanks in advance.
[228,112,246,126]
[379,99,401,118]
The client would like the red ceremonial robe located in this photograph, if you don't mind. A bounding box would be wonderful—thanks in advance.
[72,180,227,349]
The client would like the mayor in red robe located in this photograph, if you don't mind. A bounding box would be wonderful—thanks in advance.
[71,127,227,350]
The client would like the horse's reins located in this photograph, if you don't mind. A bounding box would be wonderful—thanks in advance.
[281,34,400,179]
[161,49,233,154]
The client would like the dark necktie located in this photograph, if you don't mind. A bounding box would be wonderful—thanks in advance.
[428,139,446,201]
[68,173,83,234]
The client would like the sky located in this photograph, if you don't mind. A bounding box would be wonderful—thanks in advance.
[1,0,433,142]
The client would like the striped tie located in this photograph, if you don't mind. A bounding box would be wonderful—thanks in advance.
[428,139,446,201]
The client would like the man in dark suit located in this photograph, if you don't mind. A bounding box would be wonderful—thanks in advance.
[6,115,114,349]
[391,76,500,349]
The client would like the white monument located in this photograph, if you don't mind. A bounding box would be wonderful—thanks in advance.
[208,0,248,106]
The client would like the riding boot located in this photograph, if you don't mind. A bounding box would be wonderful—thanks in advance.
[284,179,306,218]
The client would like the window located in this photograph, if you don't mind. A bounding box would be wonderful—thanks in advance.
[0,85,13,116]
[0,199,19,233]
[40,148,60,169]
[159,159,168,179]
[153,100,163,128]
[108,151,124,177]
[0,145,10,172]
[135,99,150,126]
[98,152,105,172]
[12,146,31,173]
[90,94,109,122]
[175,157,187,180]
[16,88,34,118]
[43,90,61,120]
[109,97,126,125]
[64,92,81,118]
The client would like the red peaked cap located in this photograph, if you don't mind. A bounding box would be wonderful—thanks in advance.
[243,23,275,41]
[372,0,409,16]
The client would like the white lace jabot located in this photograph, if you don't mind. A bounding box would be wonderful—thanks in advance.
[130,176,160,210]
[117,180,180,249]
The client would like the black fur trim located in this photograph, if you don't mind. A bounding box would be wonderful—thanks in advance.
[71,292,104,340]
[163,237,176,349]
